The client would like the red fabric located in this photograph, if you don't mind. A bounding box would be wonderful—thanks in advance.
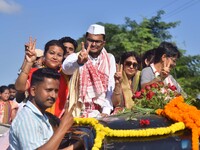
[84,100,101,112]
[54,73,68,117]
[27,68,68,117]
[27,68,38,87]
[79,49,110,101]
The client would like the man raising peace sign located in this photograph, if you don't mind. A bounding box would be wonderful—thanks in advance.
[62,24,116,118]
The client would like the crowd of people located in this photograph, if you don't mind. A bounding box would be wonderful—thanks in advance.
[0,24,184,149]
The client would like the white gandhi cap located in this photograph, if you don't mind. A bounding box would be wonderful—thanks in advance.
[87,24,105,35]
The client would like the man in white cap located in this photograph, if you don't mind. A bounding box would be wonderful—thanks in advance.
[62,24,116,118]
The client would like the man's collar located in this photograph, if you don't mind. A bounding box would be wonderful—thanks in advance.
[25,101,44,117]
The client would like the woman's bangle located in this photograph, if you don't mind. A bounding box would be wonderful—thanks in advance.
[21,70,29,75]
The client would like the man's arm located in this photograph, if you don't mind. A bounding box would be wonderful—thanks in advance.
[37,107,75,150]
[62,53,81,75]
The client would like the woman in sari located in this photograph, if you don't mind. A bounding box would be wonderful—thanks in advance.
[112,51,141,111]
[15,37,69,117]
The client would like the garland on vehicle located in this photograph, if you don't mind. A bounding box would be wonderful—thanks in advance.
[74,117,185,150]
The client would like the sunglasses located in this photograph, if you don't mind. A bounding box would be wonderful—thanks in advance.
[124,61,138,69]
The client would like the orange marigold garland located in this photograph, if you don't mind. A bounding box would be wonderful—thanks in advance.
[156,96,200,150]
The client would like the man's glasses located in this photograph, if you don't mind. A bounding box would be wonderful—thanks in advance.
[124,61,138,69]
[86,38,104,45]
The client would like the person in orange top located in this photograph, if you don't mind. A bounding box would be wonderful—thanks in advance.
[15,37,69,117]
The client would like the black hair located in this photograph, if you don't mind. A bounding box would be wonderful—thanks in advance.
[44,40,66,57]
[120,51,141,64]
[141,49,156,68]
[154,41,181,64]
[59,36,78,50]
[120,51,141,69]
[0,85,9,94]
[8,84,15,90]
[31,68,60,86]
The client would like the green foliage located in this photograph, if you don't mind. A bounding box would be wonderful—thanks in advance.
[171,55,200,99]
[148,10,180,41]
[174,55,200,77]
[103,11,179,61]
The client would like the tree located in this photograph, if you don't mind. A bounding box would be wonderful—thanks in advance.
[77,10,180,61]
[148,10,180,41]
[172,55,200,99]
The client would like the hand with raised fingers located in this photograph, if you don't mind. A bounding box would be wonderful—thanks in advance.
[114,64,123,84]
[77,42,91,65]
[160,58,171,79]
[25,37,37,63]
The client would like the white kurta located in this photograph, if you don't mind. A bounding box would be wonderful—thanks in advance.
[62,50,116,117]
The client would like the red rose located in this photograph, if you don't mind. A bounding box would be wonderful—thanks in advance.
[140,119,150,126]
[150,83,157,88]
[169,85,177,91]
[134,91,142,99]
[146,91,155,100]
[145,85,151,90]
[154,83,159,88]
[158,81,164,87]
[141,89,146,94]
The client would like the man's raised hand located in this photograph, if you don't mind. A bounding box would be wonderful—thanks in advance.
[77,42,91,65]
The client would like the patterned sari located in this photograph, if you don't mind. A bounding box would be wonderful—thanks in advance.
[121,70,141,109]
[0,101,12,124]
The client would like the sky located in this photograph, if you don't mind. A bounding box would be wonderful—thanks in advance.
[0,0,200,86]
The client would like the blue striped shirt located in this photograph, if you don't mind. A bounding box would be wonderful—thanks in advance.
[9,101,53,150]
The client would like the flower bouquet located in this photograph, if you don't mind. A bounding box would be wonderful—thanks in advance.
[132,81,179,114]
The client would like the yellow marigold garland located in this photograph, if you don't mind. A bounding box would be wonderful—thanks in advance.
[74,117,185,150]
[156,96,200,150]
